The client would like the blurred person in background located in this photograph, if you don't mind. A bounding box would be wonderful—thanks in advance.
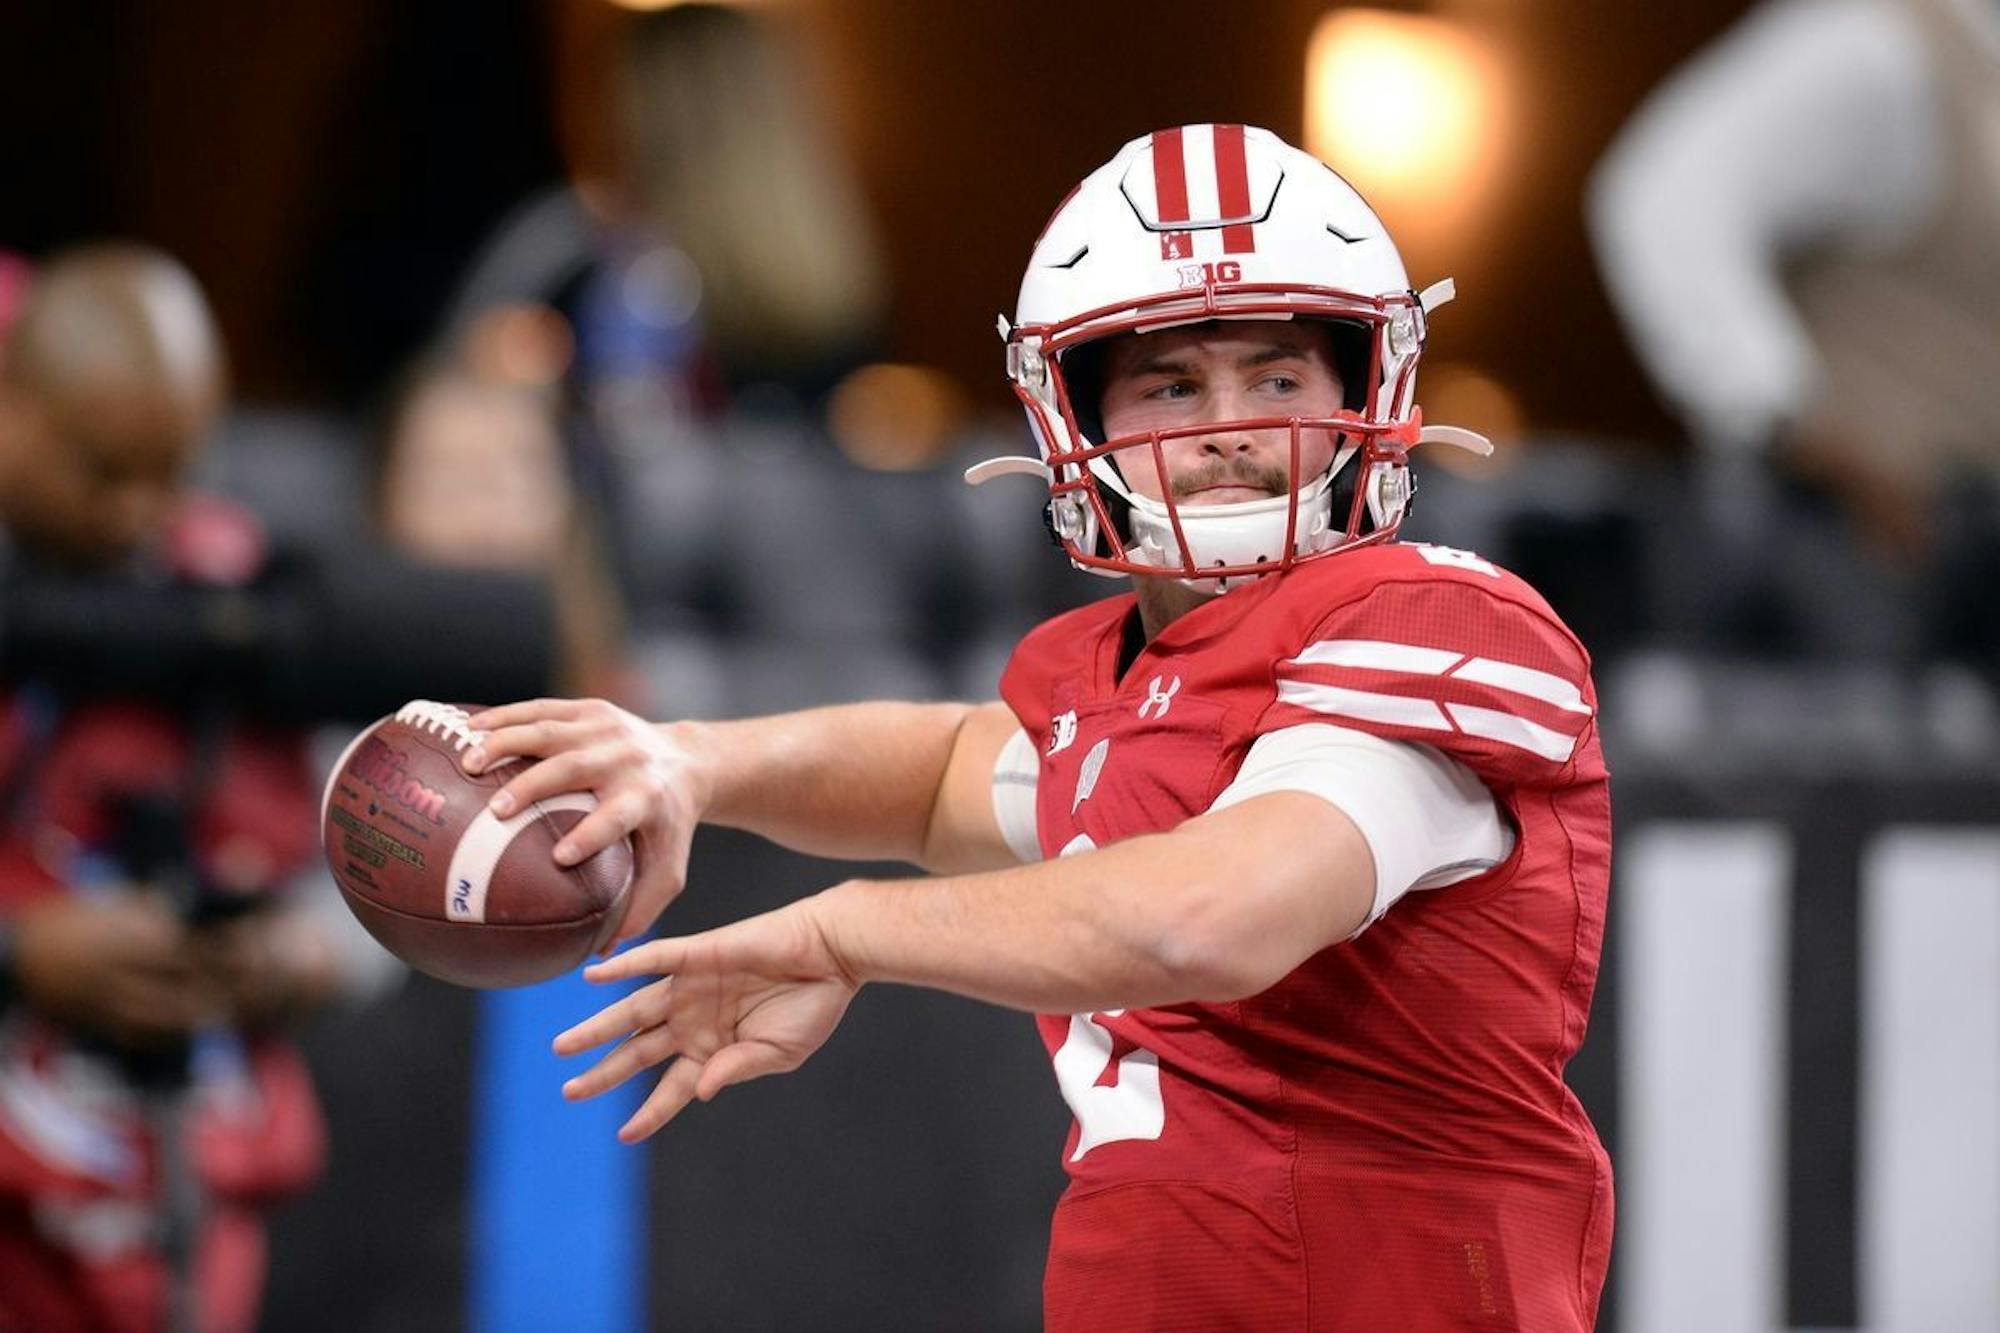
[465,126,1613,1332]
[0,245,354,1333]
[440,3,893,674]
[371,357,639,707]
[1589,0,2000,661]
[445,0,884,434]
[607,1,884,407]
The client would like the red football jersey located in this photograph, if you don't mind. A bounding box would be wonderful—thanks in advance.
[999,542,1613,1333]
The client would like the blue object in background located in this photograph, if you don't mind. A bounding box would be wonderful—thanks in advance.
[470,968,646,1333]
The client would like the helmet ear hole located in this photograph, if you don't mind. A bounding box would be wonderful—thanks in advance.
[1322,319,1374,413]
[1056,342,1108,445]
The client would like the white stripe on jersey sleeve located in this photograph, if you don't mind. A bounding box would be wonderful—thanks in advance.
[1287,639,1464,673]
[991,726,1043,864]
[1208,724,1514,934]
[1450,656,1593,714]
[1277,638,1593,761]
[1274,679,1454,731]
[1445,702,1581,763]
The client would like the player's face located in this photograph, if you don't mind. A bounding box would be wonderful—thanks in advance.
[1095,321,1346,506]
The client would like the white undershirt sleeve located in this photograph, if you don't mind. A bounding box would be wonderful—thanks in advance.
[990,727,1044,864]
[1208,724,1514,933]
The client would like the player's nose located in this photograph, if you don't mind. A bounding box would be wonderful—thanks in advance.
[1196,416,1260,457]
[1193,385,1261,452]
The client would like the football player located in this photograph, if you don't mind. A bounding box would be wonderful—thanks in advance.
[467,125,1613,1332]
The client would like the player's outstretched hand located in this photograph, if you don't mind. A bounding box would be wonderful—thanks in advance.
[551,896,858,1142]
[461,698,703,947]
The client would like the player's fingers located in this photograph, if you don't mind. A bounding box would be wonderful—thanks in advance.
[694,1039,794,1102]
[619,1056,704,1142]
[464,698,587,735]
[463,717,594,776]
[582,937,684,984]
[547,789,650,868]
[479,744,619,816]
[552,971,672,1054]
[563,1023,680,1100]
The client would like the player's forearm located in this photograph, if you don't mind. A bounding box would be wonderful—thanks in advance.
[812,794,1374,1013]
[811,860,1188,1014]
[671,702,973,865]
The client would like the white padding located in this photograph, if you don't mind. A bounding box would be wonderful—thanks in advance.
[991,727,1043,864]
[1207,723,1510,929]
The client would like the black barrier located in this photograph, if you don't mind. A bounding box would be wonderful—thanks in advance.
[1575,770,2000,1333]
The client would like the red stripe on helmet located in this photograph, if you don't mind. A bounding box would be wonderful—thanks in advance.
[1151,127,1193,261]
[1214,123,1256,255]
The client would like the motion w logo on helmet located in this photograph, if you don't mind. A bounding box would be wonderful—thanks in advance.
[1145,124,1265,262]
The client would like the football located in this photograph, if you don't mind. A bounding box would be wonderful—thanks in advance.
[320,700,635,988]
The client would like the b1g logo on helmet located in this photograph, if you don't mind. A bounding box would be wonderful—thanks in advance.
[1177,261,1242,289]
[350,736,449,825]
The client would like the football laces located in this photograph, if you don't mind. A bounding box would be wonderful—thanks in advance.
[395,699,481,752]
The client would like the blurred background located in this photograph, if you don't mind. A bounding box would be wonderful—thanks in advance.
[0,0,1995,1329]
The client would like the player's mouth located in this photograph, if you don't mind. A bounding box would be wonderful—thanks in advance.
[1178,484,1276,505]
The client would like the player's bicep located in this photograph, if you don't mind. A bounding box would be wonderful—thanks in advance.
[1164,791,1378,989]
[918,700,1035,874]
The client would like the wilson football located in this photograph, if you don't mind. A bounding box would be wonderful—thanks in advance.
[321,700,634,988]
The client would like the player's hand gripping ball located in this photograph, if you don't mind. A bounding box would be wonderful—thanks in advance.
[321,700,634,988]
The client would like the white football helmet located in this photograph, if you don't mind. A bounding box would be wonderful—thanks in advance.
[969,124,1488,590]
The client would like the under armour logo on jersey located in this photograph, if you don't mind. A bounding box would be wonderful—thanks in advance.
[1048,710,1079,756]
[1072,739,1110,813]
[1137,675,1181,720]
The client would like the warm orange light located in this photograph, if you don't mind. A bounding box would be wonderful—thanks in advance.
[827,363,967,472]
[601,0,763,11]
[1419,361,1525,474]
[1304,10,1506,217]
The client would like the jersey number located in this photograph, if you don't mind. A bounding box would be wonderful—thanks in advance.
[1048,832,1166,1161]
[1052,1011,1165,1162]
[1415,544,1500,578]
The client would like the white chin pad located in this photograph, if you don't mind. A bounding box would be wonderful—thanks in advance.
[1125,472,1337,575]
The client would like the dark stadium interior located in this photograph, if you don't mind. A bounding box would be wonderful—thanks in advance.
[2,2,1996,1331]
